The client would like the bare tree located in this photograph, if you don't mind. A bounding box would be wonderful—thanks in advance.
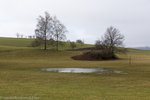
[102,26,124,56]
[34,12,67,50]
[16,33,20,38]
[93,26,125,59]
[20,34,24,38]
[35,12,53,50]
[95,40,104,49]
[52,16,67,51]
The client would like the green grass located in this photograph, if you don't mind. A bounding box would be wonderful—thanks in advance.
[0,37,34,47]
[0,37,150,100]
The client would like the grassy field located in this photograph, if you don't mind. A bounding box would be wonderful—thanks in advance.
[0,37,34,47]
[0,37,150,100]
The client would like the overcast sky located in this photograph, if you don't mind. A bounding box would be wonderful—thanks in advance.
[0,0,150,47]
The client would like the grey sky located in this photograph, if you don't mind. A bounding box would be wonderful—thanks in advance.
[0,0,150,47]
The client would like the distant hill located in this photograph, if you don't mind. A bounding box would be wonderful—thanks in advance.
[0,37,34,47]
[0,37,93,50]
[135,47,150,50]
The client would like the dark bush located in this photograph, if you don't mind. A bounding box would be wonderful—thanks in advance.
[72,50,118,61]
[84,50,117,60]
[70,42,77,50]
[31,38,43,47]
[76,39,84,44]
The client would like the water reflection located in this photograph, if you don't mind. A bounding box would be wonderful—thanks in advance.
[42,68,126,74]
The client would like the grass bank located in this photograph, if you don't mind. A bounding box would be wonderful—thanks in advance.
[0,37,150,100]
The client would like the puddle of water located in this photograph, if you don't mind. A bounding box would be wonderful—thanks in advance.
[42,68,126,74]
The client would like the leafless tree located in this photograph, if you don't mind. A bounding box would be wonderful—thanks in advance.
[94,26,125,59]
[28,36,32,39]
[35,12,53,50]
[95,40,104,49]
[20,34,24,38]
[52,16,67,51]
[34,12,67,50]
[16,33,20,38]
[102,26,124,56]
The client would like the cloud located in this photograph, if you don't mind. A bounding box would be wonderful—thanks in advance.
[0,0,150,46]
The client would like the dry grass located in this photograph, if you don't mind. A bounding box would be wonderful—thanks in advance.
[0,38,150,99]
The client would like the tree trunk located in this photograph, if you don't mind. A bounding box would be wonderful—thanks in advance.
[44,38,46,50]
[44,32,47,50]
[56,34,59,51]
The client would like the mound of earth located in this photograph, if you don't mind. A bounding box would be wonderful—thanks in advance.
[72,51,118,61]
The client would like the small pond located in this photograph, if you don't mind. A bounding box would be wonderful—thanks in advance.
[42,68,126,74]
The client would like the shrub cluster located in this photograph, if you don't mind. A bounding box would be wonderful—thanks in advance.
[84,50,117,60]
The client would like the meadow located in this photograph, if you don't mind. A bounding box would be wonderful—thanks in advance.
[0,37,150,100]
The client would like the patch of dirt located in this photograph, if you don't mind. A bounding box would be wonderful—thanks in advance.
[72,53,118,61]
